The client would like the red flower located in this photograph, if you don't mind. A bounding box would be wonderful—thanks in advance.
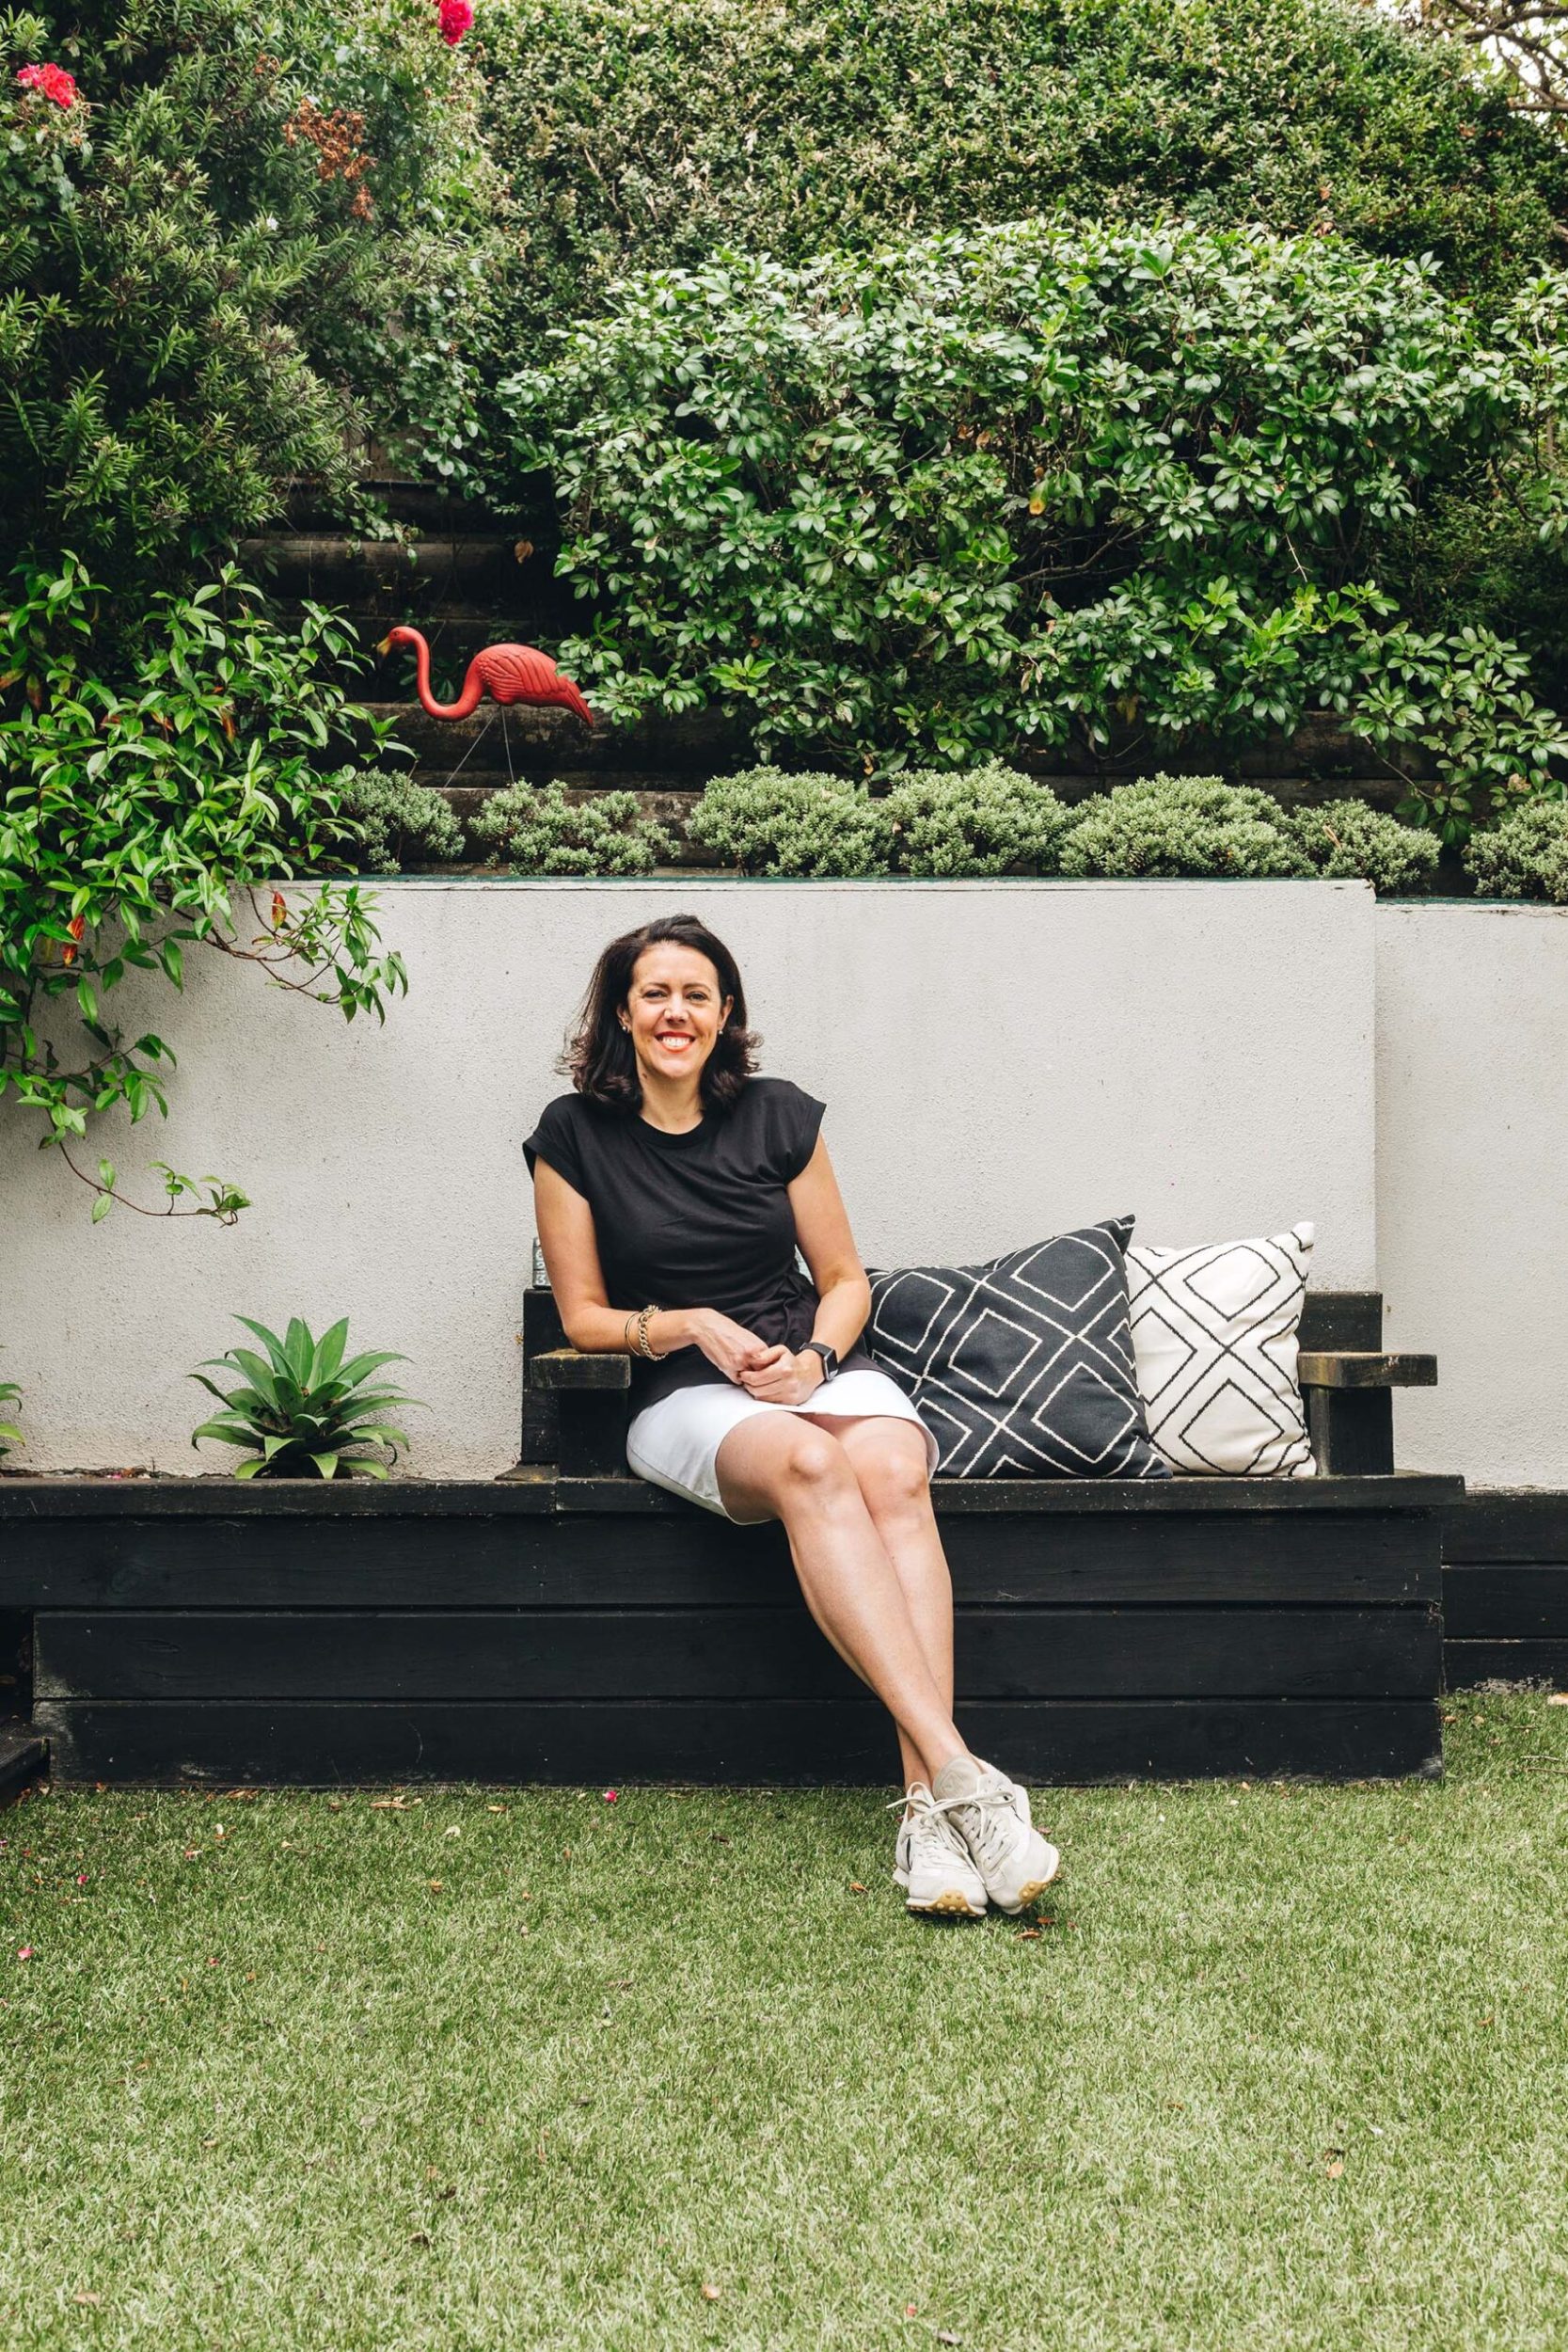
[16,62,78,107]
[62,914,85,967]
[437,0,473,43]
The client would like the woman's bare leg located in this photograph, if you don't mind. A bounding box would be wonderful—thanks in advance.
[816,1417,955,1795]
[715,1413,969,1788]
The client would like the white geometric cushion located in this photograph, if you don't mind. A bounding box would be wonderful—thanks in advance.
[1126,1222,1316,1477]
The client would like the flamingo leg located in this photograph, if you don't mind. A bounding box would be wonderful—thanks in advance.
[435,709,499,795]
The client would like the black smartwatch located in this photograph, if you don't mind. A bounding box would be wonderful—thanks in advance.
[802,1340,840,1384]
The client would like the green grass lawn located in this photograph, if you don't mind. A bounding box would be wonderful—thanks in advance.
[3,1694,1567,2351]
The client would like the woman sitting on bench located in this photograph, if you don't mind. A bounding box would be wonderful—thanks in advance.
[525,913,1059,1922]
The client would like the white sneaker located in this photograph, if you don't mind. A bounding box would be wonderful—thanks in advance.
[931,1755,1060,1915]
[891,1783,988,1918]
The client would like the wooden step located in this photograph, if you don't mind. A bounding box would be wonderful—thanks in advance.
[0,1725,47,1806]
[242,535,546,608]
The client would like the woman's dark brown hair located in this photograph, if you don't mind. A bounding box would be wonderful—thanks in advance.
[562,914,760,1111]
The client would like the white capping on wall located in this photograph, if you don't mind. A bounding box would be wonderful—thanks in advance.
[1,879,1376,1478]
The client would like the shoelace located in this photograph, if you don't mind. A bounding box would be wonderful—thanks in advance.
[888,1782,984,1867]
[890,1776,1019,1873]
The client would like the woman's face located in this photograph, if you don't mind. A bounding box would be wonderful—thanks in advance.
[620,943,734,1084]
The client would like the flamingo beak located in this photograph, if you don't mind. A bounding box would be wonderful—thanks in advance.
[375,633,393,657]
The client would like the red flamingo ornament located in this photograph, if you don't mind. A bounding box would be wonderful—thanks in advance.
[376,626,595,726]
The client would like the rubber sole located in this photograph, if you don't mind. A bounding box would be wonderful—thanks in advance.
[997,1851,1062,1915]
[906,1885,987,1918]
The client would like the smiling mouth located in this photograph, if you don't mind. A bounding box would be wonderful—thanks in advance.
[656,1032,694,1050]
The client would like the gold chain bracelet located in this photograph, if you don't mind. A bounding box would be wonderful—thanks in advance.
[636,1303,666,1360]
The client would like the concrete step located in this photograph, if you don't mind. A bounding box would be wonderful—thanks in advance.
[0,1725,47,1806]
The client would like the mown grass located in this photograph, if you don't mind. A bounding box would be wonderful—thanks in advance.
[2,1694,1566,2351]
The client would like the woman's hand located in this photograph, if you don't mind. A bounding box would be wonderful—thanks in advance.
[738,1345,825,1406]
[677,1307,779,1386]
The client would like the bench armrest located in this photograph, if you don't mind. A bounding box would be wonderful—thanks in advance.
[1298,1352,1437,1391]
[530,1347,632,1393]
[1299,1349,1437,1476]
[525,1345,631,1475]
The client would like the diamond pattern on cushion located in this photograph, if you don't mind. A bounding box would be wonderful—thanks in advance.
[866,1218,1168,1481]
[1127,1222,1316,1478]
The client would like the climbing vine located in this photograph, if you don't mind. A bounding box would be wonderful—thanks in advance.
[0,560,406,1220]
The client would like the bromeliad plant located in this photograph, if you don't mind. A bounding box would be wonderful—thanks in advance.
[190,1315,421,1480]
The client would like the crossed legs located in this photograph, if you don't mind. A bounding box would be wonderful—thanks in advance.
[713,1411,964,1790]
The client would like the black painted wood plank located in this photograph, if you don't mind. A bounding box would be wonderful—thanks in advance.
[1443,1565,1568,1641]
[0,1479,556,1520]
[1441,1493,1568,1564]
[0,1508,1440,1609]
[34,1606,1441,1703]
[1306,1388,1394,1477]
[0,1725,47,1805]
[0,1470,1465,1523]
[553,1472,1462,1516]
[32,1696,1442,1786]
[1444,1641,1568,1689]
[1297,1293,1384,1351]
[1298,1353,1436,1390]
[531,1349,630,1391]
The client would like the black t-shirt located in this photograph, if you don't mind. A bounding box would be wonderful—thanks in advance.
[524,1075,877,1411]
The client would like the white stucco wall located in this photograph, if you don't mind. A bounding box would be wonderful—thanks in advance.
[1,879,1376,1477]
[1376,901,1568,1487]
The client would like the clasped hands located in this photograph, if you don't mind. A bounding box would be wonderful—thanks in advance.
[686,1307,825,1406]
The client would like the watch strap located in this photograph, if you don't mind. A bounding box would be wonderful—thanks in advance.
[802,1340,839,1382]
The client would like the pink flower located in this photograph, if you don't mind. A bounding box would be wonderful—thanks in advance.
[15,1947,33,1963]
[16,62,78,107]
[438,0,473,43]
[602,1788,618,1804]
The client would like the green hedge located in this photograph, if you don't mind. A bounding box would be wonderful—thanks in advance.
[504,220,1568,834]
[1465,798,1568,899]
[477,0,1568,342]
[688,767,1439,888]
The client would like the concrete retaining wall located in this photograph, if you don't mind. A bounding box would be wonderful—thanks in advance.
[1376,901,1568,1488]
[2,880,1376,1479]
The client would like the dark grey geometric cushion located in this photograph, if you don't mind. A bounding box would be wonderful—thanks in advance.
[866,1217,1170,1479]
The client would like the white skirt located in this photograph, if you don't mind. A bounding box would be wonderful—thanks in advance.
[626,1369,938,1524]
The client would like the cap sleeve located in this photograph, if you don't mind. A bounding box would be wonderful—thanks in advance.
[524,1095,589,1198]
[773,1079,826,1183]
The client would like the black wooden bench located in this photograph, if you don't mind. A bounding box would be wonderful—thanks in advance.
[0,1287,1458,1788]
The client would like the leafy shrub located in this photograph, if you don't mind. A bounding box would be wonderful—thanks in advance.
[0,0,500,600]
[883,764,1070,877]
[1058,778,1313,880]
[1464,799,1568,900]
[1283,801,1441,893]
[687,771,894,877]
[334,771,467,873]
[479,0,1568,342]
[0,1377,22,1461]
[469,783,674,874]
[0,557,406,1218]
[505,220,1568,831]
[190,1313,421,1480]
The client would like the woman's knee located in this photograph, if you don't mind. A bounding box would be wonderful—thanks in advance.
[850,1430,932,1519]
[780,1422,858,1504]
